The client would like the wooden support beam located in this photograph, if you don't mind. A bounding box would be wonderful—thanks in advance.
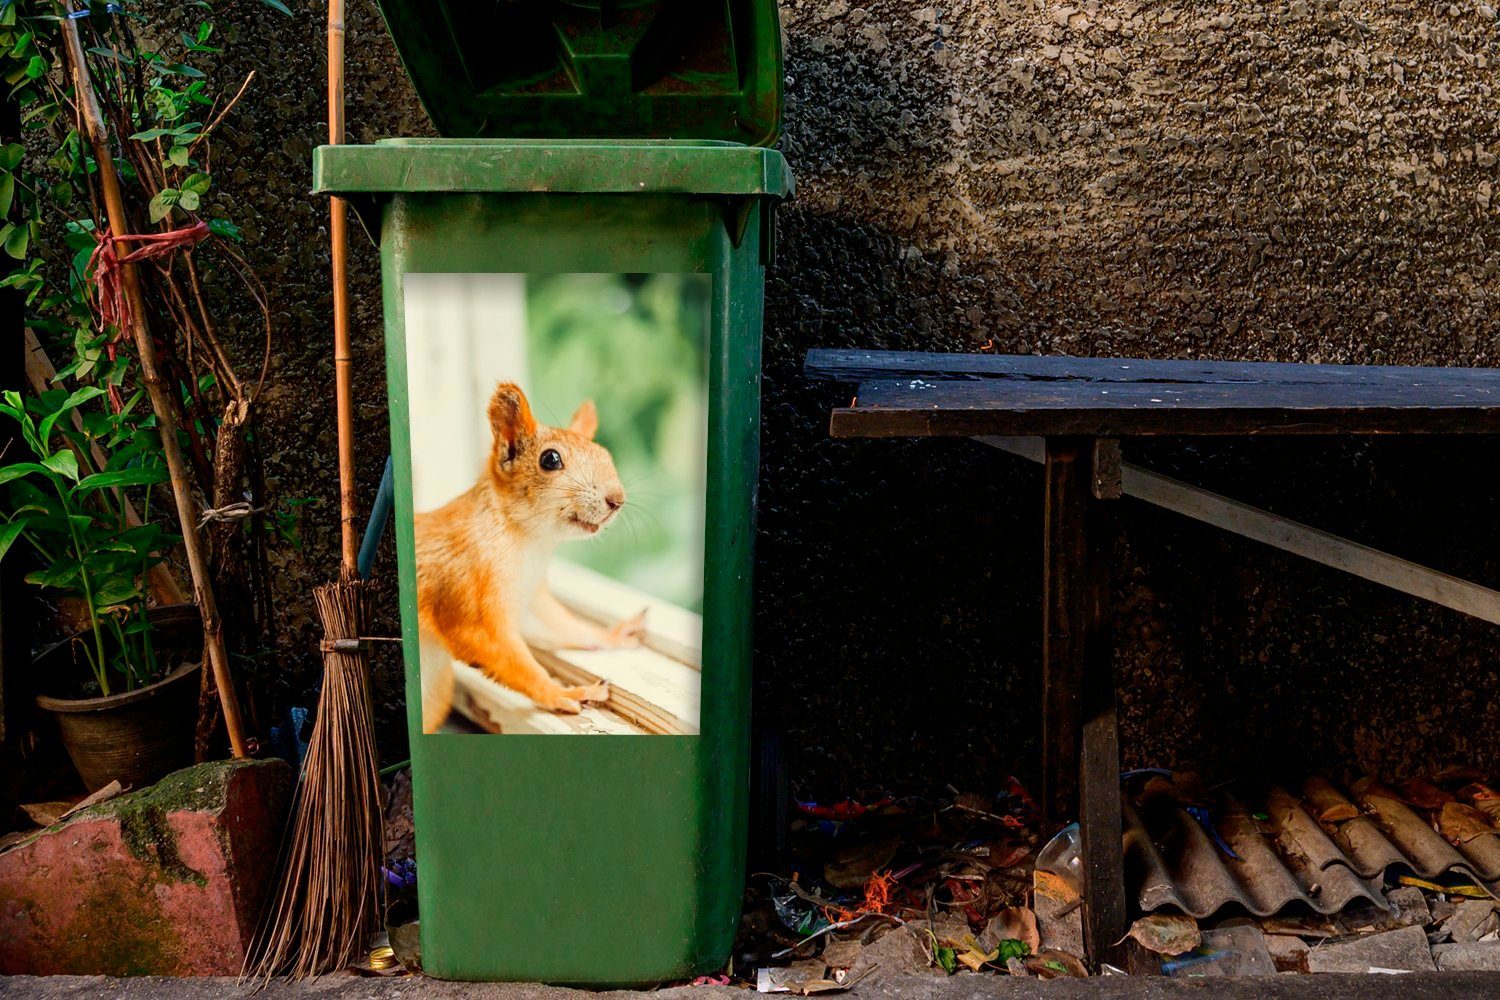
[1079,496,1127,967]
[1041,437,1128,969]
[979,436,1500,627]
[1041,438,1086,832]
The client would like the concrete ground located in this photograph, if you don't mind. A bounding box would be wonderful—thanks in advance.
[3,974,1500,999]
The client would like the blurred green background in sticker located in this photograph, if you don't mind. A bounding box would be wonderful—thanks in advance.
[526,273,710,612]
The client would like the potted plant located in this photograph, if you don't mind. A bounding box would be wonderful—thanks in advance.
[0,385,199,791]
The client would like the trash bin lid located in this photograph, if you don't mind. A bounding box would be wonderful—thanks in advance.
[373,0,784,146]
[314,139,792,198]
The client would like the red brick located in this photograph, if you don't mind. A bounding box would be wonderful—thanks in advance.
[0,758,291,975]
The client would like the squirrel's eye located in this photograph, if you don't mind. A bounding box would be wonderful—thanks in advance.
[539,449,564,472]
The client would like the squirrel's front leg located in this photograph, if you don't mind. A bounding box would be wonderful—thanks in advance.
[436,617,608,714]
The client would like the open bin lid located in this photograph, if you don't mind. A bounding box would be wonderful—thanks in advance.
[373,0,784,146]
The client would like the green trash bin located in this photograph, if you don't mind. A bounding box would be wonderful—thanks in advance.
[312,0,791,985]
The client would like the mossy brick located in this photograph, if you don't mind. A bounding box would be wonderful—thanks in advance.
[0,758,292,976]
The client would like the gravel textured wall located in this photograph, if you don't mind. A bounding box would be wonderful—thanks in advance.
[187,1,1500,793]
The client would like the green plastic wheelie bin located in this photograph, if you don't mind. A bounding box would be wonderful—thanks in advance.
[312,0,791,985]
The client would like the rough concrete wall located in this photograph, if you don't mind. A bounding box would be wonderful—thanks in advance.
[760,0,1500,796]
[173,1,1500,791]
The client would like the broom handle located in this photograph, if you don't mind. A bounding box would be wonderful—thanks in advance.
[328,0,358,577]
[61,9,248,758]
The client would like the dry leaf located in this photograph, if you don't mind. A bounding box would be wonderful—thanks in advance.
[1438,802,1496,845]
[1458,783,1500,823]
[18,782,126,829]
[59,780,125,821]
[976,907,1035,956]
[1304,778,1359,823]
[19,802,70,828]
[1025,949,1088,978]
[994,906,1040,954]
[1124,913,1201,956]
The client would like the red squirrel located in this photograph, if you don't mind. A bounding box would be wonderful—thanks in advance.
[415,382,646,733]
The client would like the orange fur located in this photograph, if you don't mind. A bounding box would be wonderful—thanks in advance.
[416,382,642,732]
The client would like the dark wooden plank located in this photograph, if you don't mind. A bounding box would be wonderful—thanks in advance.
[806,348,1500,391]
[1079,497,1127,968]
[1042,439,1087,832]
[830,377,1500,437]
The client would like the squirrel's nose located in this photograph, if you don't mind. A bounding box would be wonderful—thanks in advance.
[605,490,625,511]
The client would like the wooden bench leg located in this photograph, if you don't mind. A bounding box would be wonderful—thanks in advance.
[1043,436,1127,969]
[1042,438,1086,830]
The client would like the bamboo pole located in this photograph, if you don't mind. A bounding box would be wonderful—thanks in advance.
[328,0,357,575]
[243,3,382,975]
[61,8,248,758]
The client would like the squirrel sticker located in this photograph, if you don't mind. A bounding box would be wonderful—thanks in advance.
[415,382,646,733]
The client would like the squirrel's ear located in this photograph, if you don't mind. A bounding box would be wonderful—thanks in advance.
[568,400,598,440]
[488,383,537,461]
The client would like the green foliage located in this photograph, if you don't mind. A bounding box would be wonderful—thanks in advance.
[0,386,177,695]
[0,1,292,691]
[526,273,710,611]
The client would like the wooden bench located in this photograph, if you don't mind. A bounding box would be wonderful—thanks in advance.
[807,348,1500,967]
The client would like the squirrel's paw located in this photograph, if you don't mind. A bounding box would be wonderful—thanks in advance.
[600,609,648,649]
[561,680,610,704]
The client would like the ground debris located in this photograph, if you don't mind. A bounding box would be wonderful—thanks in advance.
[1306,924,1437,974]
[1124,913,1200,956]
[736,783,1066,985]
[1441,899,1499,943]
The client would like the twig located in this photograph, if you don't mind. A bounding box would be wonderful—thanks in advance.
[187,70,255,160]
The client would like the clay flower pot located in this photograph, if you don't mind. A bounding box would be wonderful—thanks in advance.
[33,604,203,792]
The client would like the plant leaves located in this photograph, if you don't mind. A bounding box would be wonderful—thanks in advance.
[91,578,142,608]
[0,171,13,218]
[3,220,28,258]
[148,188,178,223]
[0,518,28,562]
[177,189,199,212]
[207,217,241,241]
[26,559,81,589]
[0,462,55,486]
[259,0,294,15]
[41,450,79,482]
[0,141,23,171]
[75,466,168,492]
[37,385,105,445]
[180,171,210,195]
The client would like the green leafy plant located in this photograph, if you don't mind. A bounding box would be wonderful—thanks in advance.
[0,385,177,695]
[0,1,293,734]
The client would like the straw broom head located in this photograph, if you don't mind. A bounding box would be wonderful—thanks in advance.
[243,579,383,979]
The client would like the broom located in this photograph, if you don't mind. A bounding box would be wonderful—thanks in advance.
[244,0,383,978]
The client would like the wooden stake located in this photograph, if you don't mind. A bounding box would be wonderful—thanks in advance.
[61,9,248,758]
[328,0,358,576]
